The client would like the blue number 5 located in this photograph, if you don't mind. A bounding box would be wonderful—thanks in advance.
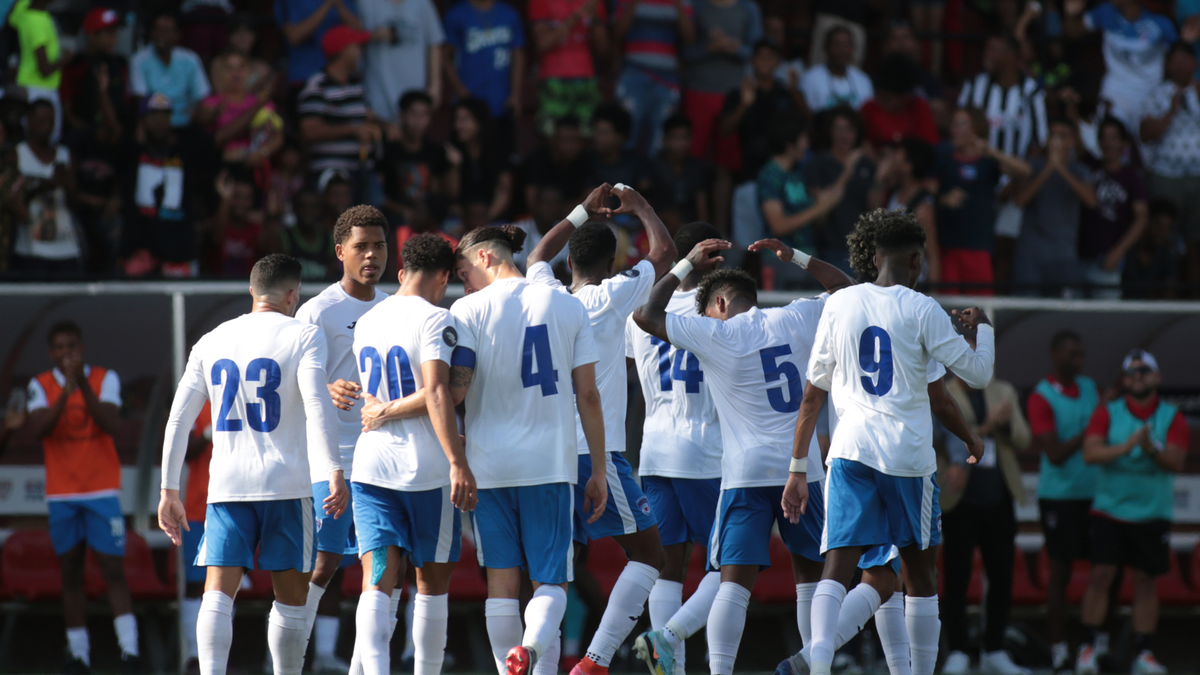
[760,345,802,413]
[522,325,558,396]
[858,326,893,396]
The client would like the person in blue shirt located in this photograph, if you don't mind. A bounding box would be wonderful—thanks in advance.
[276,0,365,87]
[443,0,525,159]
[129,13,211,128]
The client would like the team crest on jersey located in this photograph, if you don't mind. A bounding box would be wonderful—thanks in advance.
[936,515,942,532]
[620,269,641,278]
[637,495,651,515]
[443,326,458,347]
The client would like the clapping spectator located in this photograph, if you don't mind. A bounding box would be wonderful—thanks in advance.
[225,14,276,93]
[359,0,443,122]
[801,26,873,113]
[1080,117,1147,298]
[805,106,882,272]
[612,0,695,153]
[130,14,212,130]
[589,104,649,191]
[647,113,711,227]
[380,90,455,223]
[61,9,130,140]
[529,0,608,137]
[276,189,337,280]
[764,12,807,87]
[12,100,82,276]
[207,171,266,278]
[442,0,525,150]
[195,51,282,168]
[523,114,589,213]
[883,21,948,130]
[264,140,307,227]
[880,138,939,283]
[1124,199,1184,298]
[452,97,513,223]
[682,0,762,159]
[277,0,363,87]
[860,54,938,149]
[8,0,68,140]
[719,40,804,184]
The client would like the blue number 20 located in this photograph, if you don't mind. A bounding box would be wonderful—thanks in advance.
[760,345,802,413]
[210,358,282,433]
[521,324,558,396]
[858,326,894,396]
[359,346,416,399]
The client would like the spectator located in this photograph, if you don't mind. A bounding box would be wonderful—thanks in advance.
[225,14,275,93]
[719,40,804,184]
[1125,199,1183,298]
[276,0,363,87]
[393,194,457,254]
[808,0,867,67]
[1140,42,1200,297]
[800,26,873,113]
[380,90,454,223]
[265,140,308,228]
[26,320,140,671]
[0,136,25,275]
[69,86,123,277]
[882,21,948,129]
[528,0,609,137]
[442,0,525,144]
[179,0,233,63]
[318,168,357,234]
[804,105,882,272]
[764,12,806,87]
[208,171,266,278]
[61,8,130,139]
[130,14,212,130]
[449,97,513,224]
[119,93,217,278]
[1077,350,1189,674]
[0,388,25,453]
[7,0,67,139]
[939,373,1032,675]
[589,103,649,191]
[511,184,569,272]
[934,107,1031,294]
[1080,117,1148,298]
[1026,330,1100,673]
[523,114,589,214]
[681,0,762,159]
[860,53,938,149]
[908,0,944,78]
[1013,118,1097,296]
[180,400,213,672]
[647,113,711,226]
[276,189,336,279]
[12,100,82,276]
[359,0,444,122]
[195,51,283,167]
[612,0,695,153]
[880,137,939,283]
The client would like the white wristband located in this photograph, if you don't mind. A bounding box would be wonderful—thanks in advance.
[789,457,807,474]
[669,259,693,280]
[791,248,812,269]
[567,204,589,227]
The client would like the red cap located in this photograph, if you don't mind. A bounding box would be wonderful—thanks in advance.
[83,8,120,34]
[321,25,371,58]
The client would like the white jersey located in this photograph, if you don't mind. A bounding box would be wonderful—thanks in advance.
[528,259,655,455]
[808,284,995,478]
[626,288,722,479]
[450,277,599,489]
[295,282,387,481]
[665,299,826,489]
[352,294,458,491]
[166,312,341,502]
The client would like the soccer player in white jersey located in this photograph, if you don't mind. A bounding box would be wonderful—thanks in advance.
[524,182,676,675]
[632,238,859,675]
[292,205,389,671]
[157,254,350,675]
[449,225,609,675]
[346,233,478,675]
[788,209,994,675]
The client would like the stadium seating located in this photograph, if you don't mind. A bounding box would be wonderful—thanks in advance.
[0,529,103,601]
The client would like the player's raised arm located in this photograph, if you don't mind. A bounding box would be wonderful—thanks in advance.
[526,184,612,267]
[926,304,995,390]
[749,238,856,293]
[610,185,677,278]
[633,239,730,342]
[158,354,209,546]
[298,333,348,518]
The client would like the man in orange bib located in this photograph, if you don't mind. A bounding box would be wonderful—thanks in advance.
[26,320,139,673]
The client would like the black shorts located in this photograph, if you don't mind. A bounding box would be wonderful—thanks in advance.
[1089,514,1171,576]
[1039,499,1092,561]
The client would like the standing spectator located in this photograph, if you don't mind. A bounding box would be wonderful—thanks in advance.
[7,0,67,140]
[276,0,363,87]
[800,26,873,113]
[612,0,695,153]
[1026,330,1100,673]
[528,0,609,137]
[69,89,123,277]
[442,0,526,148]
[12,100,82,276]
[1125,199,1184,298]
[934,107,1031,294]
[26,321,140,671]
[804,105,882,272]
[808,0,867,67]
[225,14,274,93]
[647,113,711,226]
[883,21,948,129]
[510,185,569,272]
[1077,350,1188,675]
[939,373,1032,675]
[523,114,590,212]
[589,103,649,190]
[719,40,804,184]
[881,138,939,283]
[180,400,213,672]
[909,0,943,78]
[451,97,514,223]
[1140,42,1200,298]
[61,8,131,138]
[380,90,454,223]
[359,0,443,122]
[130,14,212,129]
[681,0,762,159]
[1080,117,1148,298]
[195,51,283,167]
[1013,119,1097,296]
[207,171,265,278]
[277,189,337,279]
[0,135,26,275]
[860,54,938,149]
[179,0,233,63]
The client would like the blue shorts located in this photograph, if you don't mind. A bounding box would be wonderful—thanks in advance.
[472,483,574,585]
[709,484,824,569]
[574,453,658,543]
[353,483,461,566]
[313,480,357,562]
[643,476,721,547]
[804,482,901,573]
[183,520,206,583]
[197,499,316,573]
[823,458,942,554]
[47,496,126,557]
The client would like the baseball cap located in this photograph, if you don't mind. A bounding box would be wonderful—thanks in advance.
[1122,348,1159,373]
[140,92,173,116]
[317,167,352,193]
[83,8,120,34]
[321,25,371,58]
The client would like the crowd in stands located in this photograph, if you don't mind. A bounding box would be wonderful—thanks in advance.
[0,0,1198,297]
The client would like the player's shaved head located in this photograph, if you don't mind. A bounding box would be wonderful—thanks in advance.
[696,268,758,318]
[403,233,456,273]
[568,222,617,271]
[250,254,303,296]
[457,225,527,261]
[674,222,722,263]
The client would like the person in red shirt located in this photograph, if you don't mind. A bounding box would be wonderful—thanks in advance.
[181,400,213,670]
[209,171,265,279]
[859,53,938,150]
[528,0,609,136]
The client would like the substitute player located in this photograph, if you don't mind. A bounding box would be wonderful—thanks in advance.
[158,254,350,675]
[449,226,608,675]
[525,183,676,675]
[294,205,389,671]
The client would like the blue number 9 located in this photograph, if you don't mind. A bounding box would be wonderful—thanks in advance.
[858,326,893,396]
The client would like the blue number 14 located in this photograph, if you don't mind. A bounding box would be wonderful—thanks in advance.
[650,337,704,393]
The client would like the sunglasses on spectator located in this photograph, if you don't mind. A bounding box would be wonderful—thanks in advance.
[1125,365,1154,376]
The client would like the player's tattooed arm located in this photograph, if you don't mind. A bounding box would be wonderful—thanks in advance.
[449,365,474,405]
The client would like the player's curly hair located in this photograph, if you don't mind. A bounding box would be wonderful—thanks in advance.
[456,224,527,258]
[333,205,388,246]
[402,233,456,274]
[568,222,617,269]
[674,222,722,263]
[696,268,757,315]
[846,208,925,282]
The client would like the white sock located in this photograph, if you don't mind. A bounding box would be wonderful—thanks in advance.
[486,598,523,675]
[304,582,326,636]
[532,631,560,675]
[414,594,450,675]
[66,627,90,666]
[649,580,683,630]
[665,571,720,645]
[585,561,658,667]
[113,613,139,657]
[808,580,848,673]
[197,591,234,675]
[350,590,403,675]
[524,585,568,657]
[269,602,311,675]
[875,594,911,675]
[183,597,202,660]
[315,615,339,658]
[835,585,881,647]
[404,591,417,656]
[904,595,940,675]
[706,582,750,675]
[356,591,391,675]
[795,583,818,646]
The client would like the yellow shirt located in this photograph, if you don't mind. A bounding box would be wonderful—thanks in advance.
[9,0,60,90]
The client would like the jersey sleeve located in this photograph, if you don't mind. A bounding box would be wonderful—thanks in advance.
[160,385,209,490]
[26,378,48,411]
[1082,3,1111,32]
[298,328,342,475]
[99,370,122,407]
[920,300,994,389]
[806,311,836,391]
[1168,410,1189,448]
[605,260,657,321]
[527,261,567,291]
[624,315,638,359]
[571,302,600,369]
[1026,391,1057,436]
[421,309,458,365]
[1084,404,1110,440]
[664,312,726,359]
[926,360,947,383]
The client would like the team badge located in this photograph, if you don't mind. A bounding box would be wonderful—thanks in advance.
[443,326,458,347]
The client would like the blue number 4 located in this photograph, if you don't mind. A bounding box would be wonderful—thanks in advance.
[760,345,802,413]
[858,326,894,396]
[650,337,704,393]
[522,324,558,396]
